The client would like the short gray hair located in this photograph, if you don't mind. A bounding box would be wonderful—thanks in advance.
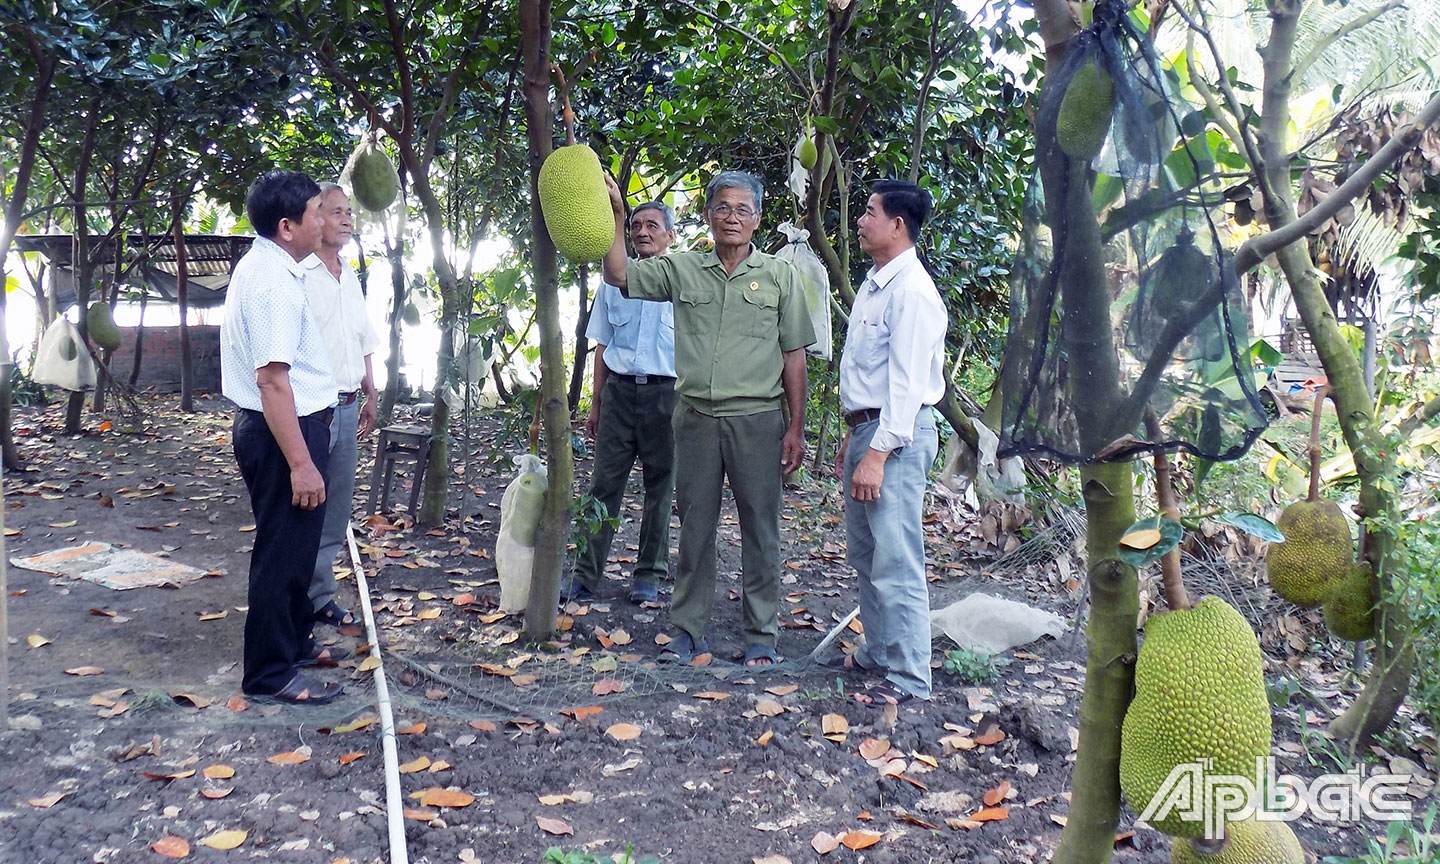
[317,182,346,198]
[704,171,763,214]
[632,201,675,231]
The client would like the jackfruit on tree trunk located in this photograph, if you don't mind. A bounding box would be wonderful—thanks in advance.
[1120,597,1272,838]
[1170,814,1304,864]
[1323,561,1376,641]
[538,144,614,262]
[86,302,122,351]
[1266,500,1352,607]
[1056,59,1115,161]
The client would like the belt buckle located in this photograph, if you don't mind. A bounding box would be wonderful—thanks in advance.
[635,374,648,385]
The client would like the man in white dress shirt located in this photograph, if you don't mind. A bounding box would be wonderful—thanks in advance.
[831,179,947,707]
[304,184,380,630]
[221,170,344,704]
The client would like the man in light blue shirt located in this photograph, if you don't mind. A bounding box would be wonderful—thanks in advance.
[564,202,677,605]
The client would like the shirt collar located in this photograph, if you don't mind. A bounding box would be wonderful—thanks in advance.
[864,245,920,293]
[701,243,758,271]
[252,236,310,278]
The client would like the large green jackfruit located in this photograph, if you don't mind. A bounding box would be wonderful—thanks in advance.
[1147,231,1213,320]
[86,303,122,351]
[345,135,400,213]
[1170,815,1304,864]
[1266,500,1352,607]
[1120,597,1272,838]
[538,144,614,262]
[1056,59,1115,160]
[1323,561,1375,642]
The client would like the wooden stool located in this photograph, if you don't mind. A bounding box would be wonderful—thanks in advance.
[368,425,431,515]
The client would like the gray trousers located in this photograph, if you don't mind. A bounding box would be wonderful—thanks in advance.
[310,397,358,613]
[670,404,785,649]
[844,411,939,699]
[572,374,676,591]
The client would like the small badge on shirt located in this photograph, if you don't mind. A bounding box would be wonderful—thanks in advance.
[749,282,759,290]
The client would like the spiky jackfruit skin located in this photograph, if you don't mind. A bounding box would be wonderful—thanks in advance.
[1056,60,1115,160]
[86,302,122,351]
[1324,561,1375,641]
[1266,500,1352,608]
[347,139,400,213]
[538,145,614,263]
[1121,597,1273,839]
[1170,815,1304,864]
[799,137,818,170]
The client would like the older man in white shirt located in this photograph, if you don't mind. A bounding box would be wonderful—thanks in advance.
[829,179,947,707]
[304,184,380,630]
[221,170,344,705]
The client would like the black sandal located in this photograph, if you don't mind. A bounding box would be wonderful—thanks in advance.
[853,682,917,707]
[298,644,351,667]
[314,600,358,628]
[254,674,344,705]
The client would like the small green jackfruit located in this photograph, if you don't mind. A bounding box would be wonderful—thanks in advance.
[1120,597,1272,839]
[538,144,614,262]
[1056,59,1115,161]
[1323,561,1375,641]
[799,136,818,170]
[1147,230,1214,320]
[1170,815,1304,864]
[346,135,400,213]
[1266,500,1352,607]
[86,302,122,351]
[402,301,421,327]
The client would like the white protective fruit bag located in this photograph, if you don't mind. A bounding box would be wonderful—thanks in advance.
[774,222,832,360]
[496,453,548,612]
[31,318,96,391]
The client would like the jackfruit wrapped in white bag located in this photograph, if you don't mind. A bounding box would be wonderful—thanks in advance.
[496,454,547,612]
[774,222,832,359]
[32,317,96,391]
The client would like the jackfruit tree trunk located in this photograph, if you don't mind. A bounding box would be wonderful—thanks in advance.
[379,221,406,427]
[413,176,457,529]
[519,0,572,640]
[128,292,146,389]
[1252,0,1409,745]
[175,214,194,413]
[1028,2,1142,861]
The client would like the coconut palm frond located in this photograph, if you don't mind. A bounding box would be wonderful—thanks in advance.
[1334,204,1405,276]
[1293,1,1440,97]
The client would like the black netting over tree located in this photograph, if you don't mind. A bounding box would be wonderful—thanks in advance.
[996,0,1268,465]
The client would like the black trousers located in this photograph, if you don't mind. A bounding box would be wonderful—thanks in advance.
[233,409,331,695]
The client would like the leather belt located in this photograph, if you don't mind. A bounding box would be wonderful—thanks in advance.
[613,373,675,385]
[337,391,358,406]
[241,407,333,427]
[843,408,882,429]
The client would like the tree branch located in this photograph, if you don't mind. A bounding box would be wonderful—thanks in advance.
[1235,89,1440,273]
[382,0,416,144]
[1291,0,1404,85]
[423,2,493,168]
[668,0,809,94]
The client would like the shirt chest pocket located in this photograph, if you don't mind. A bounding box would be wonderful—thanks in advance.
[736,282,780,336]
[856,317,888,363]
[674,284,718,335]
[606,302,637,328]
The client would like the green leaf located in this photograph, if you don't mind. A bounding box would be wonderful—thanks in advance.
[1214,512,1285,543]
[1115,517,1184,568]
[812,115,840,135]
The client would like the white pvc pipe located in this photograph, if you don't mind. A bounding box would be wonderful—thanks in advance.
[345,524,409,864]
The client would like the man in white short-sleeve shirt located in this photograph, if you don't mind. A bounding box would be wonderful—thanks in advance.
[303,184,380,631]
[220,170,344,705]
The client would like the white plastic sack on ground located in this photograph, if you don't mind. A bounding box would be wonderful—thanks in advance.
[31,317,95,391]
[930,593,1065,654]
[496,454,548,612]
[938,418,1026,507]
[774,222,832,360]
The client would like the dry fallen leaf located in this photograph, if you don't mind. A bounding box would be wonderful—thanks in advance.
[764,684,798,696]
[429,760,452,773]
[199,829,248,850]
[28,792,67,808]
[200,787,233,800]
[692,691,731,700]
[225,694,250,713]
[811,831,840,854]
[267,750,310,766]
[858,738,892,761]
[562,705,604,721]
[399,722,427,735]
[536,815,574,836]
[202,765,235,780]
[331,715,379,733]
[398,756,432,774]
[970,806,1009,822]
[403,808,438,822]
[605,723,643,741]
[822,714,849,740]
[756,730,774,746]
[142,769,196,781]
[591,678,628,696]
[983,781,1012,807]
[339,752,367,765]
[356,656,382,673]
[64,666,104,677]
[755,698,786,717]
[469,720,497,732]
[452,593,475,606]
[840,830,882,850]
[975,727,1006,747]
[151,836,190,858]
[26,633,50,649]
[420,788,475,808]
[752,856,793,864]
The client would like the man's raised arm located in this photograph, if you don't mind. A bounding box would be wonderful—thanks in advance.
[602,174,630,294]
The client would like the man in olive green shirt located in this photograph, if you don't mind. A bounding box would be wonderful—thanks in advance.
[602,171,815,666]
